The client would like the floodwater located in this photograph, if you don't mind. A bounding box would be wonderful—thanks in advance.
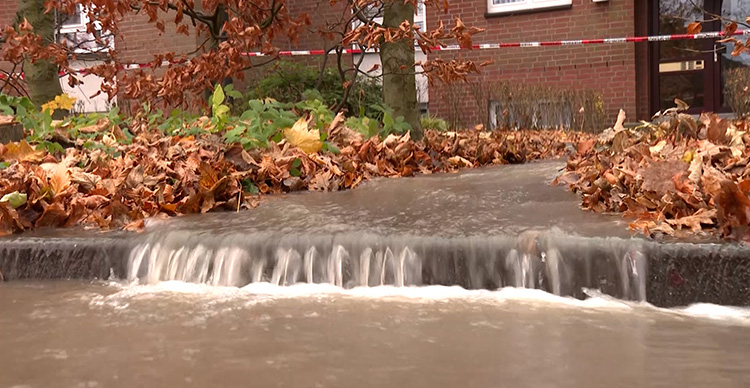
[147,160,631,238]
[2,161,749,387]
[117,161,649,299]
[2,281,750,388]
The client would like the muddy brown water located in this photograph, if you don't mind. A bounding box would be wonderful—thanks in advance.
[1,281,750,388]
[2,161,750,387]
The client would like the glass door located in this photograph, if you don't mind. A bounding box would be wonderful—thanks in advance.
[656,0,718,112]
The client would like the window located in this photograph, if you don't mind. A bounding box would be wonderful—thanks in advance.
[56,5,113,54]
[487,0,572,15]
[59,5,88,31]
[414,1,426,32]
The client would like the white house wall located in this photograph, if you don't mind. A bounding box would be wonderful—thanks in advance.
[59,60,114,113]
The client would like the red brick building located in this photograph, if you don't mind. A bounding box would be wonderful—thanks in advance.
[2,0,749,124]
[427,0,750,126]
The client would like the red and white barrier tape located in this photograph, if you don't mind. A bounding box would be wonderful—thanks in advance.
[242,29,750,56]
[2,29,747,79]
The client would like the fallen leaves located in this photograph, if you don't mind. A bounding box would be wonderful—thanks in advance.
[0,122,593,235]
[558,107,750,241]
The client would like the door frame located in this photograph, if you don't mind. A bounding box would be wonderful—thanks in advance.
[648,0,727,115]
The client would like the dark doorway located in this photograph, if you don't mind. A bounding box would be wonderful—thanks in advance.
[651,0,750,115]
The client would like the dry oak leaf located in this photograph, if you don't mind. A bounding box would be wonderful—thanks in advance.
[639,160,688,197]
[665,208,717,232]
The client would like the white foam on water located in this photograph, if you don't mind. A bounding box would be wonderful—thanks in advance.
[87,281,749,326]
[672,303,750,323]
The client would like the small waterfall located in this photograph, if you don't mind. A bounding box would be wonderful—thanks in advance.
[358,248,372,287]
[544,249,562,296]
[271,249,302,286]
[122,230,651,301]
[329,245,346,287]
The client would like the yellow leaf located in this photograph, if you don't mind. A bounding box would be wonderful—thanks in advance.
[41,94,77,114]
[54,94,76,110]
[41,102,55,113]
[283,118,323,154]
[2,140,46,163]
[681,150,694,163]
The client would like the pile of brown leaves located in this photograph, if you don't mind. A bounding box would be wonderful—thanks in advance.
[555,107,750,241]
[0,115,592,235]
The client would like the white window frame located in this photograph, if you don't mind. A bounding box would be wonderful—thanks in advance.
[57,5,113,54]
[58,4,90,34]
[487,0,572,15]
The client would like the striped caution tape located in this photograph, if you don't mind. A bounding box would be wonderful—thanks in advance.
[1,29,747,79]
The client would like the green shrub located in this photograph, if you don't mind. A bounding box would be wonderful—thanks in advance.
[237,61,383,118]
[420,115,449,131]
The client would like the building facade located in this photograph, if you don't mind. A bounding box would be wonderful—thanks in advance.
[1,0,749,125]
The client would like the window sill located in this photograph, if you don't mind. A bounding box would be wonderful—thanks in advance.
[485,3,571,18]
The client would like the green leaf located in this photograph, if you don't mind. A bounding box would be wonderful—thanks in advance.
[214,104,230,118]
[248,99,264,112]
[383,113,394,128]
[322,142,340,154]
[242,179,260,195]
[292,158,302,169]
[15,104,26,119]
[1,191,27,209]
[212,84,225,106]
[224,126,246,143]
[0,161,9,169]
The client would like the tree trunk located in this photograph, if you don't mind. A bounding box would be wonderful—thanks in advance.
[17,0,63,108]
[380,1,422,139]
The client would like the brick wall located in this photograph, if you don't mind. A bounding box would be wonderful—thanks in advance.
[279,0,355,71]
[115,13,200,64]
[427,0,639,126]
[0,0,15,28]
[0,0,17,73]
